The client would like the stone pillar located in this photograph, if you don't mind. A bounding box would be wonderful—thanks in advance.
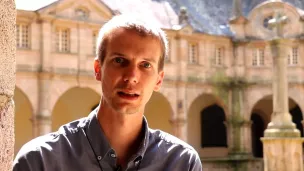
[262,39,304,171]
[172,78,187,141]
[33,73,52,136]
[227,87,252,158]
[40,20,52,72]
[0,0,16,170]
[172,34,188,141]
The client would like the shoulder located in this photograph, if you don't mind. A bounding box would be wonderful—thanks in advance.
[13,117,88,170]
[149,128,196,152]
[148,129,202,170]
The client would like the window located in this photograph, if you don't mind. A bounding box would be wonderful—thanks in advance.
[288,47,298,65]
[188,43,198,64]
[56,28,70,53]
[252,48,264,66]
[16,23,30,48]
[214,47,224,66]
[92,32,97,55]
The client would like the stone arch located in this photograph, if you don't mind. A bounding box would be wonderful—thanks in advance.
[250,94,303,158]
[201,104,227,148]
[15,76,38,115]
[248,87,304,121]
[187,93,228,158]
[14,86,34,156]
[50,79,102,113]
[144,91,173,134]
[51,87,100,131]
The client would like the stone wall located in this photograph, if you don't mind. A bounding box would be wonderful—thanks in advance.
[0,0,16,170]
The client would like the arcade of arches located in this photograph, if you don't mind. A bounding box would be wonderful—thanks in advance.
[14,87,304,160]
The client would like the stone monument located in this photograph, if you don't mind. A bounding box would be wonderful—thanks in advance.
[261,12,304,171]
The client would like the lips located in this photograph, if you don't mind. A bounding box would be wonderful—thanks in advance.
[117,91,140,100]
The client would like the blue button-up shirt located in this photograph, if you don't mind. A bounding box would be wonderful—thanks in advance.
[13,109,203,171]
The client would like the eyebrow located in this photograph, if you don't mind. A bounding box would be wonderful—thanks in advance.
[110,52,125,57]
[142,58,157,64]
[110,52,158,64]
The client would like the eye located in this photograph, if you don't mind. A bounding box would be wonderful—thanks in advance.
[142,62,151,68]
[114,57,124,64]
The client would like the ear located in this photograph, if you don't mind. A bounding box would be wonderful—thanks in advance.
[94,59,101,81]
[154,71,164,91]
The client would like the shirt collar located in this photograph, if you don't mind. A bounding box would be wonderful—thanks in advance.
[83,108,150,162]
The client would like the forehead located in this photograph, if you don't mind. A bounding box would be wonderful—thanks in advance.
[108,28,158,43]
[106,28,162,56]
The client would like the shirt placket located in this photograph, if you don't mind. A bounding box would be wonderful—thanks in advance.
[99,149,118,171]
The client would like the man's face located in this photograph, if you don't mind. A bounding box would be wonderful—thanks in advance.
[95,28,164,115]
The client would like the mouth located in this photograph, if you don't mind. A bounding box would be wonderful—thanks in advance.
[117,91,140,99]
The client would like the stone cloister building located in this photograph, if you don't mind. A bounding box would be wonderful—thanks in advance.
[14,0,304,170]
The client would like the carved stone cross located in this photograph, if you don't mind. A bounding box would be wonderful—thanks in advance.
[268,12,288,38]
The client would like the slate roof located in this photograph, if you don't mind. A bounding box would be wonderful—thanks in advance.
[15,0,304,36]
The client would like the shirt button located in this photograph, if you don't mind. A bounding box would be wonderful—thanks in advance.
[135,160,140,166]
[97,156,102,160]
[110,153,116,158]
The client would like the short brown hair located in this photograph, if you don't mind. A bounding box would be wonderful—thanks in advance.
[96,15,168,71]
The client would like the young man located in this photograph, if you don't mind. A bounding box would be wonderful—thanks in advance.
[13,15,202,171]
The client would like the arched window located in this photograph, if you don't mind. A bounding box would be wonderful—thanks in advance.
[201,104,227,147]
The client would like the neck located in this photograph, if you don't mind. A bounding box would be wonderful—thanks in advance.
[97,101,144,167]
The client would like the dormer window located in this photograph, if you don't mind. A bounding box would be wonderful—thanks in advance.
[75,8,89,19]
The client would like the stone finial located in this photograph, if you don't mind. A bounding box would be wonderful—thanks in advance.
[232,0,243,19]
[179,6,189,25]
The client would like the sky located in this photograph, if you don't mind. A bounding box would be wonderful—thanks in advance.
[15,0,58,11]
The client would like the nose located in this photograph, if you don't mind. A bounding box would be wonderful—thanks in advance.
[123,64,139,84]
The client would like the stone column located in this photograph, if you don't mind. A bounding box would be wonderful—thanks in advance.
[40,20,52,72]
[33,73,52,136]
[32,18,53,137]
[171,82,187,141]
[0,0,16,170]
[171,35,188,141]
[262,39,304,171]
[227,87,252,158]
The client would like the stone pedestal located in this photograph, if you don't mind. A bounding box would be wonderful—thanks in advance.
[262,138,304,171]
